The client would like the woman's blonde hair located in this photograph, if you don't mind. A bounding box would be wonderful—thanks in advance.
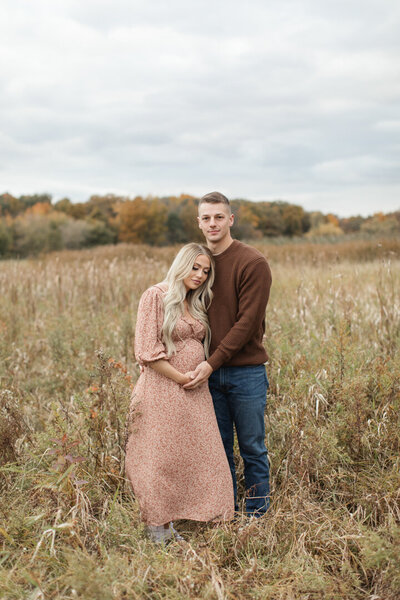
[162,243,215,357]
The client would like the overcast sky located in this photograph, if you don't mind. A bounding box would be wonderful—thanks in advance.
[1,0,399,216]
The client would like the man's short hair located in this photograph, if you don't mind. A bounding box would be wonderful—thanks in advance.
[199,191,230,207]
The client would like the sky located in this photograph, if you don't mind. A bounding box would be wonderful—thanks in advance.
[1,0,399,217]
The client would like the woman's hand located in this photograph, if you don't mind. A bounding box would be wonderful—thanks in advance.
[147,360,197,387]
[177,371,194,386]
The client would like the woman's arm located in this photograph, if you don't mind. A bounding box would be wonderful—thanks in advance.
[135,286,192,386]
[148,359,191,385]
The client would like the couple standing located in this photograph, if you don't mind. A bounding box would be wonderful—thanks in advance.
[125,191,272,543]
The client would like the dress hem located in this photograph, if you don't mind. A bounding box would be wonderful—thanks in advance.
[144,512,235,527]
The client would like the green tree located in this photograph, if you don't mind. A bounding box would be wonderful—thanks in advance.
[54,198,73,215]
[19,194,52,209]
[166,212,187,244]
[85,220,116,246]
[0,220,12,255]
[282,204,306,236]
[0,193,23,217]
[179,198,203,242]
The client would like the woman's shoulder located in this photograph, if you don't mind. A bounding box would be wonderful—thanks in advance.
[153,281,168,293]
[140,282,168,301]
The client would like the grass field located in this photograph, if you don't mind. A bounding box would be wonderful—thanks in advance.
[1,239,400,599]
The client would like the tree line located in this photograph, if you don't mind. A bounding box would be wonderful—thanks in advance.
[0,192,399,257]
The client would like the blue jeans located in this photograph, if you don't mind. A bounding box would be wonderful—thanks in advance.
[209,365,270,517]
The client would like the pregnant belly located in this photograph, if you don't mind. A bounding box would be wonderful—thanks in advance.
[169,339,205,372]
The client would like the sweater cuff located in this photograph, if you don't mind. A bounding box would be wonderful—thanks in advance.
[207,348,227,371]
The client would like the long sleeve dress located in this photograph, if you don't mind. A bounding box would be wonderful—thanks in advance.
[125,283,234,526]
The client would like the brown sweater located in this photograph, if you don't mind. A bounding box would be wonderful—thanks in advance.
[207,240,272,371]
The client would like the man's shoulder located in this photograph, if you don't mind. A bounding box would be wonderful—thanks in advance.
[231,240,268,266]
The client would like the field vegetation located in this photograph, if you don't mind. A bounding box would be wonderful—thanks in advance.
[0,239,399,599]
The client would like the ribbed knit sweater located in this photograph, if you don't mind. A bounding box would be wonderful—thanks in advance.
[207,240,272,371]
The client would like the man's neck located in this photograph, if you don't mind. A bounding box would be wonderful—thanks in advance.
[207,235,234,255]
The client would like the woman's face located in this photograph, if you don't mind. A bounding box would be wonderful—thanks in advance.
[183,254,211,292]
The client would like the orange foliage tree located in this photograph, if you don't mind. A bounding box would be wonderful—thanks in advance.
[26,202,52,216]
[116,197,168,245]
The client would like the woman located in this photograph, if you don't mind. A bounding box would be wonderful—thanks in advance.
[125,243,234,543]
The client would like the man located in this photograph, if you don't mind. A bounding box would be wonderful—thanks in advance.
[184,191,272,517]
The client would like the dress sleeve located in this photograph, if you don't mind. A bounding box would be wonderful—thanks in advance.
[134,286,168,365]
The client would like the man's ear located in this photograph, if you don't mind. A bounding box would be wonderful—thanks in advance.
[197,216,201,228]
[229,213,235,227]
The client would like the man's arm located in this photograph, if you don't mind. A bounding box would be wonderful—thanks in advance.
[183,257,271,389]
[182,361,213,389]
[208,257,271,370]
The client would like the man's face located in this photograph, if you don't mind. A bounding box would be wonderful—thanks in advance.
[197,202,234,244]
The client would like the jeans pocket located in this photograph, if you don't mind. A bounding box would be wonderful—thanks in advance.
[264,370,269,390]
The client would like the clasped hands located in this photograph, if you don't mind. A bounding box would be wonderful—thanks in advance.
[179,361,213,389]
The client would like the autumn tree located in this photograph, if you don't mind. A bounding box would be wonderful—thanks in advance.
[254,202,285,237]
[68,203,88,220]
[86,194,120,224]
[26,202,53,216]
[117,197,147,243]
[361,214,400,235]
[145,199,168,245]
[326,213,340,227]
[232,203,260,239]
[117,197,168,245]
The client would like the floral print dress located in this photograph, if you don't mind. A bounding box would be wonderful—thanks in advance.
[125,283,234,526]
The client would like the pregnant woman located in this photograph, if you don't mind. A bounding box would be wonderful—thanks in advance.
[125,243,234,543]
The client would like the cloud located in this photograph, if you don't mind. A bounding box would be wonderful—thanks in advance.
[0,0,399,216]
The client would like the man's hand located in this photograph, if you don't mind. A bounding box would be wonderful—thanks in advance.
[183,361,213,389]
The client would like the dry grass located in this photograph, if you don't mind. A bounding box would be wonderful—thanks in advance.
[0,239,399,599]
